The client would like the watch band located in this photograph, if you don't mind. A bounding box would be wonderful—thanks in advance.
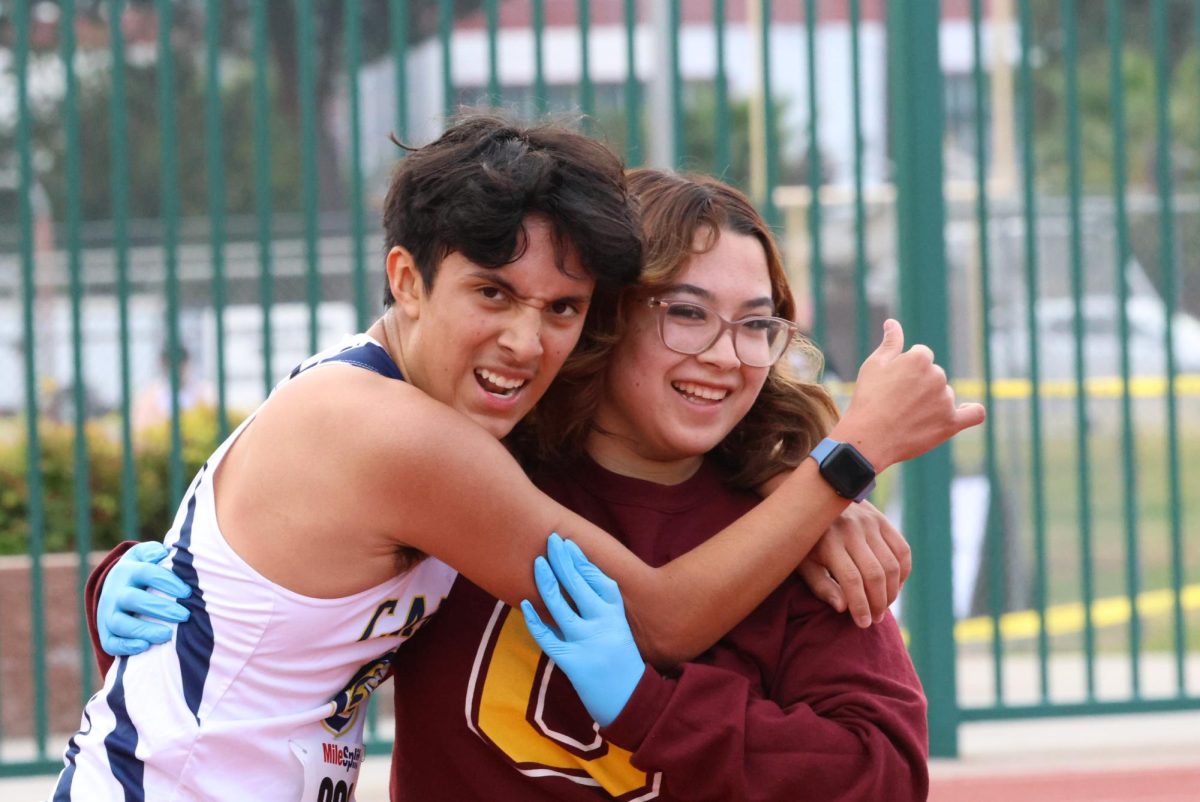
[809,437,839,464]
[809,437,876,502]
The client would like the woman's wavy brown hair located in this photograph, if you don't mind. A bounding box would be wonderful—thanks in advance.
[515,169,840,489]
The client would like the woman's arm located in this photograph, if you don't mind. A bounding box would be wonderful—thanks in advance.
[604,601,929,802]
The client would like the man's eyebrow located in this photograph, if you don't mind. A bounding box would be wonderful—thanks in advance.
[663,283,775,313]
[468,270,590,308]
[469,270,519,295]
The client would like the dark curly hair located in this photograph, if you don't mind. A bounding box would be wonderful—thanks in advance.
[381,113,642,304]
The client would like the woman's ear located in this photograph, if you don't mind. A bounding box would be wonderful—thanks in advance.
[386,246,423,319]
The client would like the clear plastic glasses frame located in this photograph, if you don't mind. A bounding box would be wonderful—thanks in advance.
[646,298,798,368]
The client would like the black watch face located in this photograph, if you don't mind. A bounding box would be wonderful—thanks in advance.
[827,443,875,495]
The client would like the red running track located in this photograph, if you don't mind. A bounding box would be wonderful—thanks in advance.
[930,764,1200,802]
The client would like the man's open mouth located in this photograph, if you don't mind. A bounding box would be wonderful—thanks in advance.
[475,368,529,398]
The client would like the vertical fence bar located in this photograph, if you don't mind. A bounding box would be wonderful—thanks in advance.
[848,0,868,364]
[1150,0,1186,695]
[253,1,276,397]
[158,0,185,507]
[61,0,95,702]
[15,0,50,758]
[298,0,320,354]
[440,0,454,118]
[579,0,594,124]
[205,0,229,438]
[533,0,547,114]
[890,0,958,757]
[713,0,730,176]
[623,0,640,164]
[110,0,138,541]
[670,0,684,168]
[347,0,369,331]
[392,0,409,141]
[1016,0,1050,702]
[1187,0,1199,702]
[759,0,778,226]
[1062,0,1097,700]
[803,0,825,346]
[1107,0,1142,697]
[486,0,500,106]
[970,0,1006,707]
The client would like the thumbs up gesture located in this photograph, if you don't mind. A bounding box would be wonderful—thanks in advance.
[831,319,985,472]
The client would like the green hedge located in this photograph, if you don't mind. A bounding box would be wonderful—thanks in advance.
[0,407,244,555]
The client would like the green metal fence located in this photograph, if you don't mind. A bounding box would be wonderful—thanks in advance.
[1,0,1197,775]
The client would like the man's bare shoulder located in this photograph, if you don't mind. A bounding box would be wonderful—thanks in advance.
[213,364,488,587]
[259,363,425,426]
[245,363,493,494]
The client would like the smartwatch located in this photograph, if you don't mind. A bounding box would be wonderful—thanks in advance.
[809,437,876,502]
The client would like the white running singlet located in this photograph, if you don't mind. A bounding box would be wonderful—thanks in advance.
[53,335,458,801]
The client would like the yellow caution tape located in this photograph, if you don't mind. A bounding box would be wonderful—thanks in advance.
[827,375,1200,401]
[952,584,1200,644]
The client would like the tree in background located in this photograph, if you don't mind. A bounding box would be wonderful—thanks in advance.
[0,0,488,229]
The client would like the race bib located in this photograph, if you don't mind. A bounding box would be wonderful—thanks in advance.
[289,736,364,802]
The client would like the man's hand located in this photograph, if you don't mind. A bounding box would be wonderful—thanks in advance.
[520,534,646,727]
[798,501,910,628]
[834,319,986,470]
[98,541,192,656]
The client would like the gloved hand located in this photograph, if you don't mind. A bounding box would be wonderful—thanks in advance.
[520,534,646,727]
[98,541,192,656]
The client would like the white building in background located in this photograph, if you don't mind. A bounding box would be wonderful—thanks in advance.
[342,0,1015,192]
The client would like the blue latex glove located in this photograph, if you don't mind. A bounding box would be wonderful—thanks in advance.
[520,534,646,727]
[98,541,192,656]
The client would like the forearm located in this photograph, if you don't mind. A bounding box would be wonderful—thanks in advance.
[615,458,850,665]
[396,434,851,668]
[616,409,915,664]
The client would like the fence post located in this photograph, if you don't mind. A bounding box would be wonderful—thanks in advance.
[887,0,960,758]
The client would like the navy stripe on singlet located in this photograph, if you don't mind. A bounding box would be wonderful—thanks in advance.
[97,465,210,797]
[171,462,215,724]
[52,708,92,800]
[290,341,404,381]
[101,658,145,801]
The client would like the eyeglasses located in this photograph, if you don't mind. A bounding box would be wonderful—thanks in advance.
[646,298,798,368]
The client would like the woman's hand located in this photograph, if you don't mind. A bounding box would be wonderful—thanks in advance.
[97,541,191,656]
[520,535,646,727]
[797,501,910,628]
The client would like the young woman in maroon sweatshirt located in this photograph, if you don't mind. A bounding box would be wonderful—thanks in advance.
[384,170,929,801]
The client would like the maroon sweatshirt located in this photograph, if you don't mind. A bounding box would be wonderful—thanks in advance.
[389,455,928,801]
[86,456,928,801]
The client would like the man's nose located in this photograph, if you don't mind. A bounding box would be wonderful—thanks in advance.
[498,305,545,362]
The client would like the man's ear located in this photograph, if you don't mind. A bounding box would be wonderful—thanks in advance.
[386,246,423,319]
